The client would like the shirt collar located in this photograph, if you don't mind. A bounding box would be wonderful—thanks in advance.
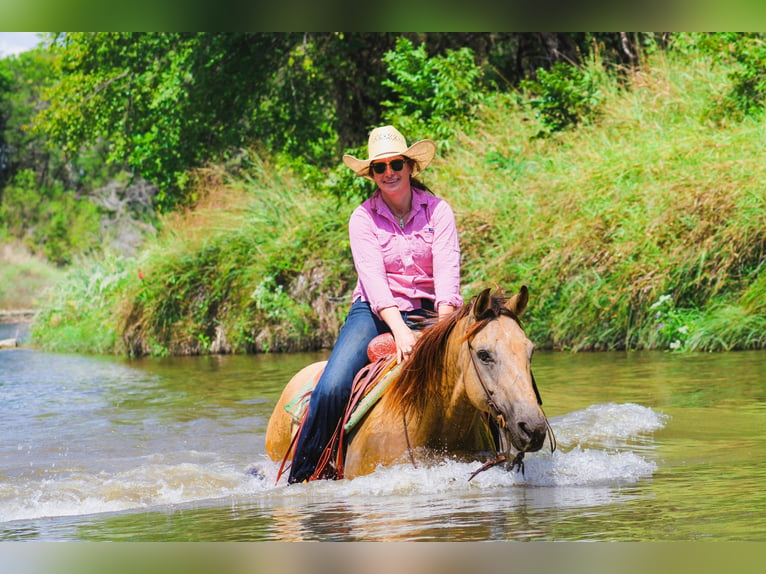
[371,187,427,217]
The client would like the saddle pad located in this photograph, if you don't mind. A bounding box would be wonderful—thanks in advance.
[283,378,316,422]
[282,361,402,433]
[344,361,400,432]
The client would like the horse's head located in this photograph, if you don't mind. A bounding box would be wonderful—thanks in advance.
[463,286,549,458]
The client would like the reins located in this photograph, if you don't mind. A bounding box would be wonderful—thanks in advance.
[280,291,556,484]
[463,306,556,482]
[402,410,418,468]
[466,336,524,480]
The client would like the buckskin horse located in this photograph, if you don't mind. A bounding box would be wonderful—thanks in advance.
[265,286,554,481]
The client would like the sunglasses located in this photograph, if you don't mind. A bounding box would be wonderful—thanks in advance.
[371,159,407,174]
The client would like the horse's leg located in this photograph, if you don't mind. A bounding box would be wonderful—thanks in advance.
[343,398,413,478]
[265,361,326,462]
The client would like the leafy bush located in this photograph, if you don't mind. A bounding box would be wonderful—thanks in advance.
[0,169,101,265]
[678,32,766,119]
[381,37,484,145]
[521,56,608,134]
[645,294,701,351]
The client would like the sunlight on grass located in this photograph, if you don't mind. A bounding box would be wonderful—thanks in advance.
[31,51,766,355]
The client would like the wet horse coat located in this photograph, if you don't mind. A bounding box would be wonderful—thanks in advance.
[265,286,550,480]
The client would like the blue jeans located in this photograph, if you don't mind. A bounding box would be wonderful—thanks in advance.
[287,299,431,483]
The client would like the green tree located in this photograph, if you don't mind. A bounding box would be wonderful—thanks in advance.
[0,49,62,194]
[0,48,133,264]
[32,32,660,213]
[36,33,300,210]
[381,37,484,144]
[0,168,101,265]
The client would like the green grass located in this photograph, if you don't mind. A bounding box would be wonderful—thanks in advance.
[36,159,355,356]
[437,51,766,350]
[30,254,128,353]
[31,51,766,355]
[0,242,65,310]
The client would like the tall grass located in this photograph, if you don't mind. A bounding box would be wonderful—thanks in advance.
[0,243,65,311]
[30,253,128,353]
[78,155,352,356]
[32,51,766,354]
[439,51,765,350]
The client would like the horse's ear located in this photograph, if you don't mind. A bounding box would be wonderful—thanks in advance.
[471,288,493,321]
[506,285,529,317]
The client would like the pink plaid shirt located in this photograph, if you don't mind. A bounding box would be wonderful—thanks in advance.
[349,187,463,315]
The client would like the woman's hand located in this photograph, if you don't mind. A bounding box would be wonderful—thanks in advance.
[392,327,418,364]
[438,304,456,321]
[379,306,417,364]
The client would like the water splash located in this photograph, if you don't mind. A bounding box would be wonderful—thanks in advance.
[0,402,667,524]
[551,402,670,450]
[250,402,666,496]
[0,460,255,523]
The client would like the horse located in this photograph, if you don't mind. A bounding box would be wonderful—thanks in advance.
[265,286,553,481]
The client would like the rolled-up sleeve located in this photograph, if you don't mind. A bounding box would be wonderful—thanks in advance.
[349,206,397,313]
[431,200,463,309]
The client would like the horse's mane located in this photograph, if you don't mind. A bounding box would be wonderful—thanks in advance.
[388,291,521,418]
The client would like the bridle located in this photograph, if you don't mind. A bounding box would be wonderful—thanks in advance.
[399,299,556,480]
[464,315,556,481]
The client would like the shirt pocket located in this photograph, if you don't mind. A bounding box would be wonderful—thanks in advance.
[376,230,404,272]
[411,228,435,272]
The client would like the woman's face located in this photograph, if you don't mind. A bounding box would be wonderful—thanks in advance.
[370,155,412,197]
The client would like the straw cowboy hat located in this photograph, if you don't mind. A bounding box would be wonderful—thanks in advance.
[343,125,436,180]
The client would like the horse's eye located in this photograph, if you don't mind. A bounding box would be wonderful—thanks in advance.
[477,349,494,363]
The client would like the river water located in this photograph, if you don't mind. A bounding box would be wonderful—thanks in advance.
[1,321,765,542]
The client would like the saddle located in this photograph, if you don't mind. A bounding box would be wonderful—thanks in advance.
[278,334,400,482]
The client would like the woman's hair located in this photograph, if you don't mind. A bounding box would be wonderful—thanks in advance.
[408,157,433,194]
[410,175,433,194]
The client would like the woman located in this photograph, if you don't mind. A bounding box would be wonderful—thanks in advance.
[288,125,462,483]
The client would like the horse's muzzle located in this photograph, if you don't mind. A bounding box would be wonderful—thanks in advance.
[511,416,548,453]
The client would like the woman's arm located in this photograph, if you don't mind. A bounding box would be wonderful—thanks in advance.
[431,200,463,311]
[438,304,456,321]
[349,206,398,313]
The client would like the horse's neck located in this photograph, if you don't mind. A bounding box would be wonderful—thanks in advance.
[410,330,480,448]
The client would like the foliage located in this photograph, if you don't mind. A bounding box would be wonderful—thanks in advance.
[33,33,403,212]
[321,36,486,203]
[31,253,128,353]
[29,35,766,355]
[687,270,766,351]
[256,33,398,169]
[25,33,655,216]
[35,33,298,210]
[435,48,766,352]
[675,32,766,119]
[521,54,610,134]
[0,48,131,265]
[0,49,62,191]
[381,37,484,145]
[644,294,701,351]
[0,169,102,265]
[67,156,354,357]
